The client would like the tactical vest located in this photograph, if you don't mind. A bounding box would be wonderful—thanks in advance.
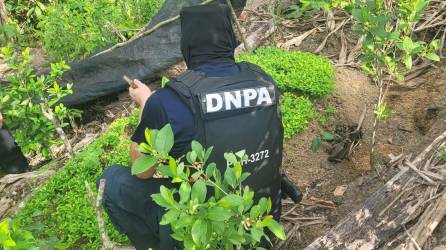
[168,62,283,201]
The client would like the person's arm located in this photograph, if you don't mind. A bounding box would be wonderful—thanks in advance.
[0,112,3,128]
[128,79,156,180]
[130,142,156,179]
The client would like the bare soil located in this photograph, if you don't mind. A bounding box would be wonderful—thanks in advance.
[280,63,446,249]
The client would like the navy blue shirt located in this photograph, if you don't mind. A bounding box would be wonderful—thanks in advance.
[131,63,240,158]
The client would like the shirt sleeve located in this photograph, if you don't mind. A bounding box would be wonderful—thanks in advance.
[130,91,169,144]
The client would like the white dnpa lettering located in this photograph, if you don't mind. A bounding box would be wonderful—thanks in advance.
[203,87,275,113]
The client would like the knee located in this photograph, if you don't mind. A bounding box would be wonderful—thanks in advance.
[97,164,126,189]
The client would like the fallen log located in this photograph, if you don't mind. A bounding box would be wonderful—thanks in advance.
[305,130,446,250]
[0,170,55,219]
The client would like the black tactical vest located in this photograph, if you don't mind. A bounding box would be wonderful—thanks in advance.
[168,62,283,201]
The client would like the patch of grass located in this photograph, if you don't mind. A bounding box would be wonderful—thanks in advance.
[281,93,315,139]
[237,47,335,97]
[15,111,140,249]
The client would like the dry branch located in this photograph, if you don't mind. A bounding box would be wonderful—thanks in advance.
[305,130,446,250]
[40,104,74,157]
[85,179,135,250]
[0,170,55,219]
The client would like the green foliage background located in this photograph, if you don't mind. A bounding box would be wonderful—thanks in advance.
[36,0,164,61]
[15,112,140,248]
[237,47,334,138]
[237,47,334,97]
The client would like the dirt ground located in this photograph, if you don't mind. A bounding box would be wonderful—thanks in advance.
[280,62,446,249]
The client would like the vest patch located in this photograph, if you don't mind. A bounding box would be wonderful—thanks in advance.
[200,86,276,114]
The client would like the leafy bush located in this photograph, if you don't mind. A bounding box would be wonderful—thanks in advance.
[15,112,140,249]
[132,124,285,249]
[0,47,80,157]
[37,0,164,61]
[281,93,315,139]
[237,47,335,97]
[0,218,38,249]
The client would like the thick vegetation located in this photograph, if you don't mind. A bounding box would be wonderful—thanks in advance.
[132,125,285,249]
[14,113,140,248]
[37,0,164,61]
[237,47,334,97]
[0,47,80,157]
[281,94,315,139]
[237,47,334,138]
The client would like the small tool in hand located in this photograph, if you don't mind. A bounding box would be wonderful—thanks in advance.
[123,75,137,88]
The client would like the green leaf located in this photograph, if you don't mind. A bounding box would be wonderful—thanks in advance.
[160,185,176,207]
[311,137,321,151]
[259,215,273,227]
[322,132,335,141]
[191,219,207,246]
[207,206,232,221]
[234,162,242,180]
[154,124,174,156]
[258,198,269,215]
[235,149,246,158]
[224,167,236,187]
[179,182,191,203]
[224,153,237,165]
[204,146,214,163]
[251,227,264,242]
[191,140,203,155]
[426,52,440,62]
[160,209,180,225]
[219,194,244,207]
[403,55,413,70]
[266,220,286,240]
[205,163,217,179]
[151,193,172,209]
[191,179,207,203]
[131,155,157,175]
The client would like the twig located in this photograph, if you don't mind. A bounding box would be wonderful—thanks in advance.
[404,225,422,250]
[92,0,216,57]
[40,103,74,157]
[406,161,437,185]
[85,179,115,250]
[104,21,127,42]
[314,18,349,54]
[224,0,249,51]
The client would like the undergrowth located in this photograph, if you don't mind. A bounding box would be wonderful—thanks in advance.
[281,93,315,139]
[237,47,335,138]
[237,47,335,97]
[15,111,140,249]
[37,0,164,61]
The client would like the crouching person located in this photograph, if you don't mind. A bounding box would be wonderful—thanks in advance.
[0,112,29,174]
[97,4,301,250]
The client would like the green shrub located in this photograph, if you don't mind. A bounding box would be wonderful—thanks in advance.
[281,93,315,139]
[0,47,81,157]
[131,125,286,249]
[15,111,140,249]
[237,47,335,97]
[37,0,164,61]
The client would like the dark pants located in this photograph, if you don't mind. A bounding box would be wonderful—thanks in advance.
[97,165,179,250]
[0,128,28,174]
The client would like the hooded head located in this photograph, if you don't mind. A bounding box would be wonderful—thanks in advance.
[180,4,238,70]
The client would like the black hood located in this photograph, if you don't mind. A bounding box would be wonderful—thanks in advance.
[180,4,238,69]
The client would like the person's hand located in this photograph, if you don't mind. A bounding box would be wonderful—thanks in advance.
[0,112,3,128]
[129,79,152,108]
